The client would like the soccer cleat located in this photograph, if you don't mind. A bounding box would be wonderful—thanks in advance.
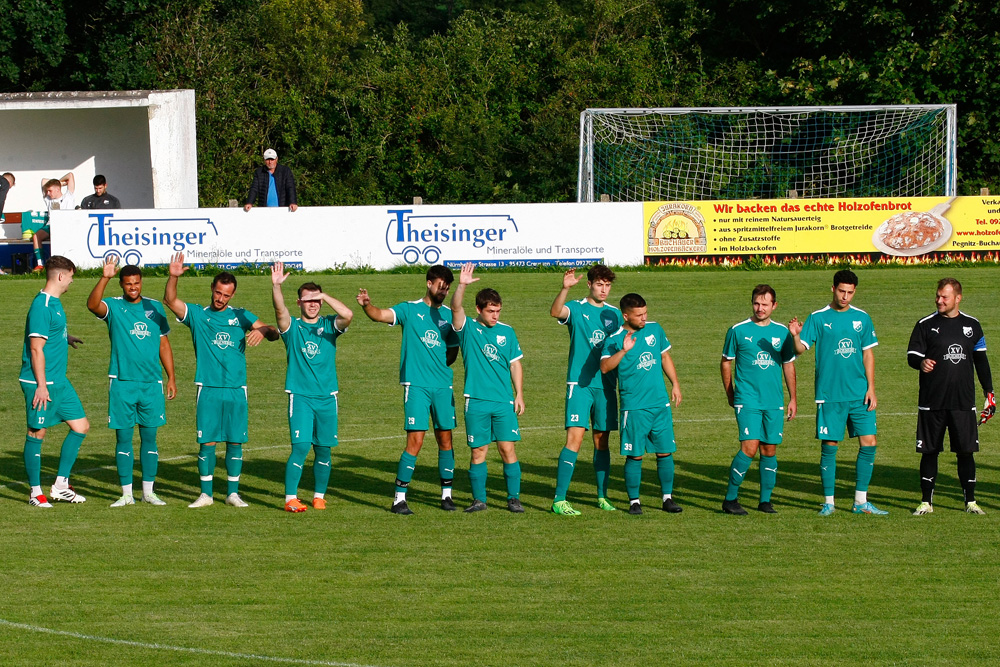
[32,264,45,272]
[464,500,488,513]
[597,497,617,511]
[662,497,683,513]
[188,493,214,508]
[110,495,135,507]
[818,503,836,516]
[225,493,249,508]
[965,501,986,515]
[142,493,166,506]
[285,498,308,513]
[852,501,888,515]
[722,499,748,515]
[50,485,86,503]
[312,497,327,510]
[441,496,456,511]
[552,500,581,516]
[28,494,53,508]
[628,502,643,515]
[507,498,525,513]
[912,502,934,516]
[756,501,778,514]
[390,500,414,515]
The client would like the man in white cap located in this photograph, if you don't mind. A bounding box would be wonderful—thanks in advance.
[244,148,298,212]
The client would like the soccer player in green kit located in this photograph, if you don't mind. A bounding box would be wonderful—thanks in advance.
[451,263,525,513]
[357,266,460,515]
[163,252,279,508]
[20,255,89,507]
[271,262,353,512]
[720,285,797,515]
[789,269,886,516]
[601,293,683,515]
[549,265,622,515]
[87,257,177,507]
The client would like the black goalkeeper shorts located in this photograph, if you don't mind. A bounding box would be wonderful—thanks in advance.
[916,408,979,454]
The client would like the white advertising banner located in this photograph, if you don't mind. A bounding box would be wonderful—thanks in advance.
[50,202,643,270]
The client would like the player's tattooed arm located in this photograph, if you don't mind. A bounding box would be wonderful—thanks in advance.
[163,252,189,320]
[270,262,293,332]
[355,289,395,324]
[661,350,682,406]
[450,262,479,331]
[86,256,118,317]
[863,347,877,410]
[783,360,797,420]
[600,331,634,374]
[720,357,735,407]
[549,269,579,320]
[787,317,808,355]
[511,359,525,415]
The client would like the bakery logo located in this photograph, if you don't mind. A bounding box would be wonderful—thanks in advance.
[637,351,656,371]
[646,203,708,254]
[130,322,151,340]
[963,326,974,338]
[944,344,966,365]
[303,341,320,359]
[483,343,500,362]
[753,351,775,369]
[835,338,856,359]
[213,332,236,350]
[589,329,606,347]
[420,329,441,349]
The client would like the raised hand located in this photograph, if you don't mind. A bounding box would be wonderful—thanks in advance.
[459,262,479,285]
[168,252,187,278]
[562,268,581,289]
[356,288,371,307]
[622,331,636,353]
[102,255,119,279]
[788,317,802,337]
[271,261,290,285]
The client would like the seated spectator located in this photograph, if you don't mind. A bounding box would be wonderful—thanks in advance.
[79,175,123,209]
[33,172,76,271]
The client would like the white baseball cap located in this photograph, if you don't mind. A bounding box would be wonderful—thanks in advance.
[263,148,278,160]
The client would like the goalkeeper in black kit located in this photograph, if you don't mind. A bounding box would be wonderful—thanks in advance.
[907,278,994,515]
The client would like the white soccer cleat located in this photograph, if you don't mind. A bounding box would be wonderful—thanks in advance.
[142,493,167,506]
[28,494,53,508]
[188,493,214,508]
[110,495,135,507]
[50,485,86,503]
[225,492,249,508]
[912,502,934,516]
[966,501,986,515]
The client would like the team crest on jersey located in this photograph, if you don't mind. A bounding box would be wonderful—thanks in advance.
[771,337,781,348]
[213,332,236,349]
[228,318,239,326]
[144,310,155,320]
[302,341,321,359]
[753,351,775,369]
[853,321,862,332]
[637,351,656,371]
[496,335,507,346]
[835,338,856,358]
[589,329,606,347]
[964,326,974,338]
[483,343,500,362]
[945,344,966,364]
[130,321,151,340]
[421,329,442,349]
[645,334,656,346]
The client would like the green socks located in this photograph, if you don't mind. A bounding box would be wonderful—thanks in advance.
[656,455,675,495]
[820,444,838,497]
[856,446,876,493]
[624,457,642,501]
[138,427,158,483]
[57,430,86,478]
[226,444,243,495]
[593,448,611,498]
[726,450,753,501]
[313,445,333,495]
[116,428,134,486]
[503,461,521,499]
[759,455,778,503]
[469,461,488,502]
[395,451,417,494]
[24,435,43,487]
[285,442,310,496]
[553,447,578,502]
[198,444,216,494]
[438,448,455,490]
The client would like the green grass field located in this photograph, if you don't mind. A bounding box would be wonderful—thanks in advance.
[2,267,999,666]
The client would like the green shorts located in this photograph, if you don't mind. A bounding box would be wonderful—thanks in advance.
[403,384,456,431]
[108,378,166,429]
[22,381,86,429]
[464,397,520,447]
[816,400,877,441]
[734,405,784,444]
[288,393,339,446]
[565,382,618,431]
[620,404,676,456]
[196,385,248,444]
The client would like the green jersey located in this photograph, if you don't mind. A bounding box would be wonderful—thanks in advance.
[281,315,345,396]
[180,303,259,388]
[602,322,672,410]
[20,291,69,385]
[560,298,623,387]
[456,319,523,402]
[722,319,796,409]
[100,296,170,382]
[799,305,877,403]
[390,300,458,388]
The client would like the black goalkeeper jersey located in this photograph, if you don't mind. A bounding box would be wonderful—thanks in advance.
[907,311,988,410]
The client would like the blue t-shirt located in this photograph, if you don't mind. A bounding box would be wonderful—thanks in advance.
[266,173,279,207]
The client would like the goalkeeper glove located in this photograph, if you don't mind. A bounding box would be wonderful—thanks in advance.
[979,392,995,425]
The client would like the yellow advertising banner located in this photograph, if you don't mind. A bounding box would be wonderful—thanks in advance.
[644,196,1000,257]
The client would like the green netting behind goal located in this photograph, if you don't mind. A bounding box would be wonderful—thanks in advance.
[578,106,957,202]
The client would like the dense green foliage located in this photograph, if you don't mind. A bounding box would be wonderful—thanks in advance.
[2,0,998,204]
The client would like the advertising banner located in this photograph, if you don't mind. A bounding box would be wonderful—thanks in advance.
[51,202,644,270]
[645,195,1000,257]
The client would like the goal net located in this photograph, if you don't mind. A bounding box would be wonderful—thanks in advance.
[578,105,957,202]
